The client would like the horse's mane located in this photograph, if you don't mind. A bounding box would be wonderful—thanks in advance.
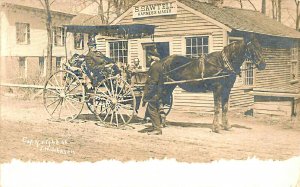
[222,40,246,60]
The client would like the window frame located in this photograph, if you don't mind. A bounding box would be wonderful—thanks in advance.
[108,40,128,64]
[53,27,66,47]
[19,57,27,78]
[242,60,256,86]
[39,57,45,77]
[290,41,299,82]
[56,57,62,70]
[16,22,30,45]
[185,36,209,58]
[74,33,84,50]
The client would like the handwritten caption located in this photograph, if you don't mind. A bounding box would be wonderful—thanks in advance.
[22,137,75,155]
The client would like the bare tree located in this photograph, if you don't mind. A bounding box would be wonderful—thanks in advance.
[261,0,266,14]
[78,0,139,24]
[278,0,281,22]
[295,0,300,30]
[39,0,54,77]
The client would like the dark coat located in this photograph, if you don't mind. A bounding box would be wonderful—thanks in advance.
[84,50,114,85]
[143,61,164,103]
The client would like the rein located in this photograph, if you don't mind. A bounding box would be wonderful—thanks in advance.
[163,60,195,75]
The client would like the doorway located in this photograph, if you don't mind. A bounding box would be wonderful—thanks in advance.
[144,42,170,68]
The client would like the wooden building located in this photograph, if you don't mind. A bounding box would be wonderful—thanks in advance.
[70,0,300,118]
[0,1,76,83]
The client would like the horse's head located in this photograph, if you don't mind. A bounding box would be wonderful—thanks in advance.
[245,34,266,70]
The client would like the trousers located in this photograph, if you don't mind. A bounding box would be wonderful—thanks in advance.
[146,101,162,130]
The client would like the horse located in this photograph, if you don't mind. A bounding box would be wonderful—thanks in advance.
[160,35,266,133]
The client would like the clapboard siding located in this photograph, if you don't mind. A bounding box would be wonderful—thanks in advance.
[172,87,214,114]
[119,5,224,53]
[253,101,292,116]
[113,1,258,114]
[256,47,300,92]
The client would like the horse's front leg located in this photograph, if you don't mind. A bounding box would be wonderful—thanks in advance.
[212,89,221,133]
[221,93,231,130]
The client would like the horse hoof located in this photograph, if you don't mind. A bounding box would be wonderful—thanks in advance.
[212,127,221,133]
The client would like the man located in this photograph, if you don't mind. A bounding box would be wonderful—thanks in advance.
[143,46,165,135]
[84,37,114,86]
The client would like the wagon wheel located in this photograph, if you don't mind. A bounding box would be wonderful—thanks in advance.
[162,93,173,116]
[43,70,85,121]
[93,76,136,126]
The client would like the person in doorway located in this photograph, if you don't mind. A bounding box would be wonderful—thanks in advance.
[142,46,165,135]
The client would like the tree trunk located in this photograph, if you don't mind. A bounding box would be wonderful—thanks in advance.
[277,0,281,22]
[238,0,243,9]
[44,0,53,78]
[296,2,300,30]
[271,0,277,20]
[261,0,266,14]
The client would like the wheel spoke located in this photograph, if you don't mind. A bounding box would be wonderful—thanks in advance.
[118,103,134,110]
[66,82,80,94]
[58,99,64,119]
[110,111,114,124]
[103,82,112,96]
[51,99,61,115]
[45,89,60,96]
[66,98,79,111]
[65,96,82,103]
[54,73,62,88]
[119,98,134,103]
[46,98,60,108]
[103,108,112,121]
[48,80,62,93]
[117,110,126,123]
[64,75,75,92]
[110,78,115,97]
[115,112,119,126]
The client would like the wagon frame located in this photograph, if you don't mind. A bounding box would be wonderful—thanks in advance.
[43,24,173,126]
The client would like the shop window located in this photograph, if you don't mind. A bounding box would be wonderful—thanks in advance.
[291,41,299,81]
[53,27,65,46]
[16,22,30,44]
[39,57,45,76]
[56,57,62,70]
[74,33,84,50]
[243,60,255,86]
[186,36,209,58]
[109,41,128,64]
[19,57,26,78]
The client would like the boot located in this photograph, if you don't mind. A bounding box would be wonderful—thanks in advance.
[147,128,162,135]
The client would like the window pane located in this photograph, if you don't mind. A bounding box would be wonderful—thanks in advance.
[186,36,209,57]
[186,38,191,46]
[16,23,30,44]
[186,47,191,55]
[203,37,208,45]
[109,41,128,64]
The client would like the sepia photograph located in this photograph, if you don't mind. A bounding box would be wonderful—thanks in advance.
[0,0,300,186]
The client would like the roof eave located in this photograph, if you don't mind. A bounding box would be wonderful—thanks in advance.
[1,2,76,17]
[233,28,300,39]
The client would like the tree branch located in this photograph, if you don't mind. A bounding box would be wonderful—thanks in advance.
[246,0,257,11]
[39,0,46,9]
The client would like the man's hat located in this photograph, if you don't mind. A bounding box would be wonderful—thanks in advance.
[147,46,160,58]
[87,37,96,46]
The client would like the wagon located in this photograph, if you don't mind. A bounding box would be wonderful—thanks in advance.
[43,24,173,126]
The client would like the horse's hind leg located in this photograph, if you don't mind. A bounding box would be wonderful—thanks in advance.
[212,90,221,133]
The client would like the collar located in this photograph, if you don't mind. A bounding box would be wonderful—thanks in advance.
[221,51,236,74]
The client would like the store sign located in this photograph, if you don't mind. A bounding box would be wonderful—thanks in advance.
[133,1,177,18]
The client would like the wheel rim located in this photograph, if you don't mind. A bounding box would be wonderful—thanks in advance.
[162,93,173,115]
[93,76,136,126]
[43,70,85,121]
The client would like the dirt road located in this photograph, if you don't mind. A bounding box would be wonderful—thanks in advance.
[1,94,300,163]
